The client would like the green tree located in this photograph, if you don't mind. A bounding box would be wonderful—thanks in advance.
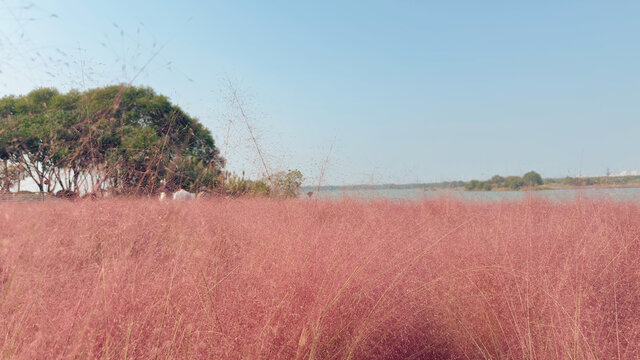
[0,96,18,192]
[0,85,225,195]
[505,176,525,190]
[465,180,481,190]
[522,171,543,187]
[480,181,492,191]
[11,88,65,192]
[271,169,304,198]
[489,175,505,188]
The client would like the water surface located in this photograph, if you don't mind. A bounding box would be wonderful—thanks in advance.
[314,187,640,202]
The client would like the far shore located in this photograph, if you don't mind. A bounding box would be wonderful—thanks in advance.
[307,175,640,193]
[307,183,640,193]
[467,184,640,192]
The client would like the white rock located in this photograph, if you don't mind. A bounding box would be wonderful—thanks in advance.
[172,189,196,201]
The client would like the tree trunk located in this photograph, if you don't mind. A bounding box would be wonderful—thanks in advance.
[2,160,10,193]
[37,172,44,192]
[73,170,79,192]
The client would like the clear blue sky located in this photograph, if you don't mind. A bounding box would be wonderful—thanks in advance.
[1,1,639,185]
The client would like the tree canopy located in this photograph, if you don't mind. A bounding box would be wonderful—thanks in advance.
[465,171,543,191]
[0,85,224,195]
[523,171,543,186]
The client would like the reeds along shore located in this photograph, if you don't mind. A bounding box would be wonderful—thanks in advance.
[1,197,639,359]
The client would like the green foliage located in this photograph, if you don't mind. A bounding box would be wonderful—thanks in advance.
[250,179,270,196]
[504,176,525,190]
[0,85,224,195]
[219,169,304,198]
[465,172,541,191]
[465,180,481,190]
[489,175,505,188]
[523,171,543,186]
[480,182,492,191]
[219,171,271,197]
[0,161,23,192]
[544,174,640,188]
[271,169,304,198]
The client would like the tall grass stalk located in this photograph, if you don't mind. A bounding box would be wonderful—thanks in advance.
[1,197,639,358]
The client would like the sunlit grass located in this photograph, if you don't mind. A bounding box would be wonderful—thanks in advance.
[1,197,639,359]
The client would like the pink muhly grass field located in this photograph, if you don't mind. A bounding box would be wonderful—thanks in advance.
[1,197,640,359]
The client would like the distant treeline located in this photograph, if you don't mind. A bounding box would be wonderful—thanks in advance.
[465,171,543,191]
[467,172,640,191]
[308,171,640,193]
[544,175,640,188]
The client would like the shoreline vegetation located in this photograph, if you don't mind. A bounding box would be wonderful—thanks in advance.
[305,173,640,193]
[0,86,304,199]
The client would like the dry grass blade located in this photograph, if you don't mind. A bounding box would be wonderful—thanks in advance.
[0,197,638,359]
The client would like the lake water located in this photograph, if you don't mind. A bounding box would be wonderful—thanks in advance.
[313,187,640,202]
